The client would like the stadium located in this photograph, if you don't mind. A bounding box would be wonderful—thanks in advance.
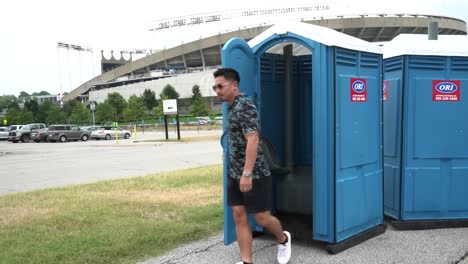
[61,3,467,112]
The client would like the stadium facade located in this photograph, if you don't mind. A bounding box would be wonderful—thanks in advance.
[62,4,467,107]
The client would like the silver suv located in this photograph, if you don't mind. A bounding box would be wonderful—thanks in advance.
[47,125,90,142]
[9,125,23,131]
[8,123,46,143]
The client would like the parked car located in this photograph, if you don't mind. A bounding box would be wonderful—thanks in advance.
[81,125,104,132]
[213,116,223,125]
[0,127,8,140]
[90,127,131,140]
[47,125,90,142]
[195,116,212,125]
[9,125,23,132]
[8,123,46,143]
[30,128,49,142]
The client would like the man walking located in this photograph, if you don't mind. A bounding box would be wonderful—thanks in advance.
[213,68,292,264]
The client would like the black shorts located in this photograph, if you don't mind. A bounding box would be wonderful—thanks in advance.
[227,176,272,214]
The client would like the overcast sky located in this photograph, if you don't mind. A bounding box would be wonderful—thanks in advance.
[0,0,467,97]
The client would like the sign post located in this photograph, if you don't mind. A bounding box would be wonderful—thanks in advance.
[163,99,180,140]
[89,102,96,126]
[114,122,119,144]
[176,114,181,140]
[164,115,168,140]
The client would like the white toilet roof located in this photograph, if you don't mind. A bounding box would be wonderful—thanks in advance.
[248,21,383,54]
[383,34,468,58]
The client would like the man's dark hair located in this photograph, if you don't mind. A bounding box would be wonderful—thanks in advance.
[213,68,240,84]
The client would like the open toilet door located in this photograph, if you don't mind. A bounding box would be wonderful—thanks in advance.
[221,37,260,245]
[332,49,384,246]
[222,37,259,104]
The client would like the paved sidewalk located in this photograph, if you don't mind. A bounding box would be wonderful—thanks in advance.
[140,222,468,264]
[459,254,468,264]
[133,130,468,264]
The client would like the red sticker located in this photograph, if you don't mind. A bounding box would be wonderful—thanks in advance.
[383,81,389,101]
[432,80,460,102]
[351,78,367,102]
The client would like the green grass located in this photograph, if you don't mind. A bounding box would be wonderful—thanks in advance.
[0,165,223,264]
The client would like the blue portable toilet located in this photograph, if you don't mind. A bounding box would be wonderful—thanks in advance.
[220,22,386,253]
[383,34,468,229]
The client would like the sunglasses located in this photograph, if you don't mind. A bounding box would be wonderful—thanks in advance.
[212,82,231,92]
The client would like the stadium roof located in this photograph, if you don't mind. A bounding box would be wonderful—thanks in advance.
[63,13,467,102]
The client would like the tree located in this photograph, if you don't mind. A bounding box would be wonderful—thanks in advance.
[141,89,157,112]
[160,84,179,99]
[37,101,55,123]
[190,97,209,117]
[31,91,50,96]
[17,110,34,124]
[95,101,115,124]
[123,95,147,121]
[191,85,202,98]
[105,92,127,121]
[70,102,91,125]
[0,95,18,110]
[24,98,40,122]
[6,108,33,124]
[18,91,30,102]
[190,84,209,116]
[24,98,39,112]
[7,101,20,110]
[5,108,20,124]
[45,104,67,124]
[61,100,77,117]
[152,95,168,118]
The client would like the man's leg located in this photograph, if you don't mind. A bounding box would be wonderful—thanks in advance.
[254,211,291,264]
[248,177,286,244]
[232,205,252,263]
[253,211,286,243]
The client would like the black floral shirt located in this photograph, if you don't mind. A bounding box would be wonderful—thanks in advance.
[227,94,270,179]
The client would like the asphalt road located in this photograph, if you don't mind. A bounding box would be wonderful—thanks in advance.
[0,130,223,194]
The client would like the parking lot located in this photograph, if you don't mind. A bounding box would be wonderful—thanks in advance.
[0,130,223,194]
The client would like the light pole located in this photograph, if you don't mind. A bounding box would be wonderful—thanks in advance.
[57,42,94,92]
[90,102,96,126]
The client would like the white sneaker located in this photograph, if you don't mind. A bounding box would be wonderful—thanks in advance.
[277,231,291,264]
[235,262,243,264]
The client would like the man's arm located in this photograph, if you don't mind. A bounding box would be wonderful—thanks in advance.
[244,130,259,173]
[239,130,258,192]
